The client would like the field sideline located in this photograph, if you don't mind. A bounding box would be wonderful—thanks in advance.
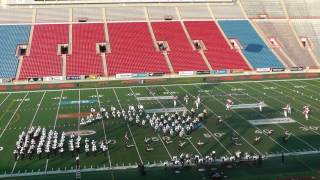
[1,78,320,178]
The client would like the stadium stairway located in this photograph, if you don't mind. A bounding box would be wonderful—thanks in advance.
[144,7,174,73]
[185,21,251,70]
[20,24,68,79]
[218,20,284,69]
[256,21,319,68]
[107,22,170,75]
[67,23,105,76]
[0,25,30,79]
[176,7,213,71]
[152,21,209,72]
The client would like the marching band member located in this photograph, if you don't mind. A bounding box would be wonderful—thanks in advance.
[226,99,233,111]
[283,105,288,118]
[173,96,178,108]
[184,94,189,105]
[303,105,310,120]
[258,101,264,112]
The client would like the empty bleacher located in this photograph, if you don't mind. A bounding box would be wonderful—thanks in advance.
[184,21,250,70]
[210,3,246,19]
[152,22,209,72]
[240,0,285,18]
[293,20,320,61]
[0,25,30,78]
[256,21,318,67]
[20,24,68,79]
[178,6,211,20]
[67,23,104,76]
[218,20,284,69]
[107,22,170,75]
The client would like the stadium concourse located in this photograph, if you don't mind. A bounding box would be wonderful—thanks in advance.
[1,0,320,179]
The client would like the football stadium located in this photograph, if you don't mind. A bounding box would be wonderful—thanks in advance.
[0,0,320,179]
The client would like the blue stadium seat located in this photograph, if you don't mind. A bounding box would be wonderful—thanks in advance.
[218,20,284,69]
[0,25,30,78]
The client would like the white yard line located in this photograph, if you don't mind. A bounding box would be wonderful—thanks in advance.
[0,93,29,139]
[11,91,47,174]
[179,85,264,155]
[0,93,11,107]
[112,88,143,164]
[223,83,317,151]
[191,84,289,153]
[255,81,320,123]
[129,87,172,160]
[268,81,320,112]
[46,90,64,172]
[2,77,320,95]
[161,85,232,156]
[241,83,320,137]
[144,86,203,157]
[27,91,47,129]
[95,88,112,168]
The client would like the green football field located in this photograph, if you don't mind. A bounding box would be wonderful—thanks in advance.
[1,78,320,179]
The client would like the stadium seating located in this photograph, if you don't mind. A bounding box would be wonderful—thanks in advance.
[184,21,250,70]
[152,22,209,72]
[67,23,104,76]
[240,0,285,18]
[293,20,320,62]
[107,22,170,75]
[20,24,68,79]
[218,20,284,69]
[0,25,30,78]
[256,21,318,67]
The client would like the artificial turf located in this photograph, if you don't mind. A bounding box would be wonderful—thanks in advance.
[0,78,320,179]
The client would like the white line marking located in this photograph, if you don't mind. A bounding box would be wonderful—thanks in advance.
[224,83,317,151]
[112,88,143,164]
[161,85,232,156]
[129,87,172,160]
[1,77,320,94]
[144,86,203,157]
[180,85,264,155]
[96,88,112,168]
[46,90,64,172]
[0,93,29,139]
[0,93,11,107]
[194,84,289,153]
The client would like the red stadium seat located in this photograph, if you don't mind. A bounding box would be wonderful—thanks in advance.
[184,21,250,70]
[67,23,104,76]
[20,24,68,79]
[152,22,209,72]
[107,22,170,75]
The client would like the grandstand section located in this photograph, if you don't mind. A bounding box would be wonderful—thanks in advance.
[36,8,69,23]
[67,23,105,76]
[256,20,319,68]
[284,0,320,19]
[20,24,68,79]
[178,6,211,20]
[292,20,320,62]
[152,22,209,72]
[239,0,286,19]
[107,22,170,75]
[106,7,145,22]
[218,20,284,69]
[73,7,104,22]
[184,21,250,70]
[210,3,246,19]
[0,25,30,78]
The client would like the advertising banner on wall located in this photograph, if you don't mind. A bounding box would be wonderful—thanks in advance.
[179,71,195,76]
[256,68,271,72]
